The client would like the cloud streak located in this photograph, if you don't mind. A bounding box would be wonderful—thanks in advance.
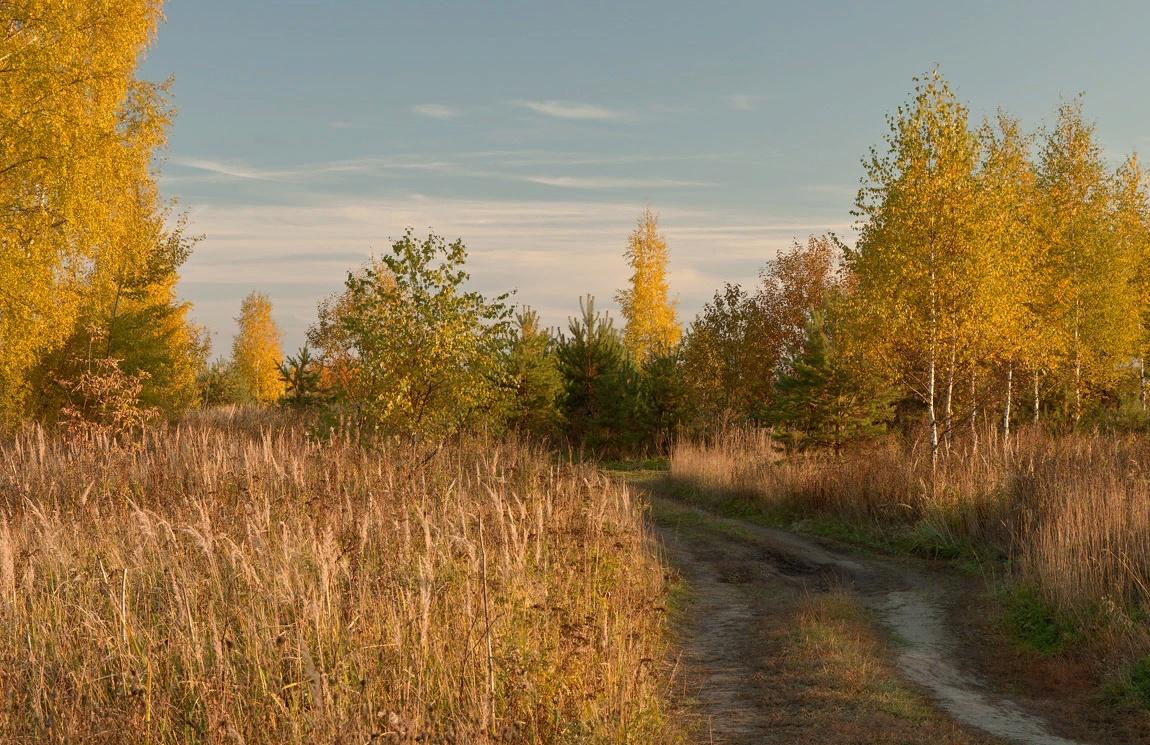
[175,195,851,350]
[524,175,714,190]
[411,103,460,119]
[514,99,625,121]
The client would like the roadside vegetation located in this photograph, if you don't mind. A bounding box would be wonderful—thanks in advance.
[5,0,1150,738]
[0,420,677,742]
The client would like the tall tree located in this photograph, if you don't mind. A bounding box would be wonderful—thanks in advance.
[0,2,169,422]
[848,71,980,464]
[973,114,1045,438]
[1036,102,1141,423]
[232,292,286,404]
[1111,155,1150,409]
[615,209,681,364]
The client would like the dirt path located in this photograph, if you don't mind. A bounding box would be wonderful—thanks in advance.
[647,492,1093,745]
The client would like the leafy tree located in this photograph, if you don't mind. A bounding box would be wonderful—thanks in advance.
[848,71,980,463]
[503,308,564,438]
[679,283,772,427]
[768,312,894,454]
[232,292,286,403]
[758,235,840,371]
[1114,155,1150,409]
[556,296,645,453]
[1036,102,1141,423]
[312,230,514,440]
[679,237,839,431]
[0,2,174,423]
[615,209,681,364]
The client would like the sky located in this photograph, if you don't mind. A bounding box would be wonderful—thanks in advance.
[141,0,1150,354]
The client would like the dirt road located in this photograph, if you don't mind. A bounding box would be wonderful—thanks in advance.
[646,489,1095,745]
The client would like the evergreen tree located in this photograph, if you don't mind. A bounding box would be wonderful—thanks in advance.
[503,308,564,438]
[768,313,894,454]
[556,296,644,453]
[278,346,324,408]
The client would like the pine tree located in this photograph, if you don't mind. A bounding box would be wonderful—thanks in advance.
[556,296,644,453]
[232,292,286,403]
[504,308,564,437]
[278,346,324,407]
[615,209,681,364]
[768,312,894,454]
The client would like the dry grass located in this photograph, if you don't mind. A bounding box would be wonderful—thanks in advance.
[671,428,1150,652]
[0,422,677,743]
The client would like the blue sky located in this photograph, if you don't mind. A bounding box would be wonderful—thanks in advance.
[142,0,1150,353]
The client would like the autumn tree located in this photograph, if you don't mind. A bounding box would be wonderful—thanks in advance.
[1035,102,1141,424]
[615,209,681,364]
[678,237,839,430]
[311,230,513,440]
[759,235,840,373]
[0,2,177,422]
[679,284,769,427]
[848,71,980,464]
[232,292,286,403]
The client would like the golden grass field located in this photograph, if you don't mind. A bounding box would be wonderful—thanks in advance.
[0,412,678,743]
[671,428,1150,656]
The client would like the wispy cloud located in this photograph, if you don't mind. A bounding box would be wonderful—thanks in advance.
[175,195,850,350]
[514,99,625,121]
[726,93,761,111]
[411,103,460,119]
[169,157,284,181]
[523,175,714,190]
[166,156,453,183]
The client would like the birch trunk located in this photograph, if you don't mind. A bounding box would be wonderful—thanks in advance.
[1003,362,1013,444]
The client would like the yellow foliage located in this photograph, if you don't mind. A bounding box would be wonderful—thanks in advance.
[0,2,169,422]
[232,292,285,403]
[615,209,681,363]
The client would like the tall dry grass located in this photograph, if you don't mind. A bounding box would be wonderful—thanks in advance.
[0,423,676,743]
[671,429,1150,648]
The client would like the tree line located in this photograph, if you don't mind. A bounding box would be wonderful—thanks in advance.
[4,9,1148,459]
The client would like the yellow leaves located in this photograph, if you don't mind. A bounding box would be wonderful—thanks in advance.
[615,209,681,364]
[232,292,286,404]
[0,1,168,422]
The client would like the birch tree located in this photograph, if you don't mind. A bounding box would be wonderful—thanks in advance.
[849,72,980,464]
[1036,103,1140,423]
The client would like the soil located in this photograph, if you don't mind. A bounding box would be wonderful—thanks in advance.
[642,482,1116,745]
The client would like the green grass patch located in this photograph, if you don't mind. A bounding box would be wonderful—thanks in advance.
[599,456,669,472]
[1002,585,1079,655]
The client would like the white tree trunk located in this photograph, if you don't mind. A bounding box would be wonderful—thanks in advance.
[1003,362,1013,444]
